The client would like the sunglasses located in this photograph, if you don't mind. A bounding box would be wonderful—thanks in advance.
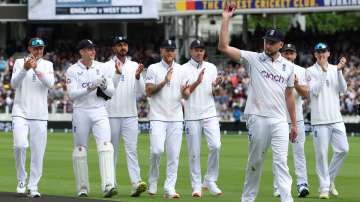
[31,39,45,47]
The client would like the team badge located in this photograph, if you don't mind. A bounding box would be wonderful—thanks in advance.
[32,73,36,81]
[326,79,329,86]
[66,78,71,84]
[96,69,100,75]
[314,129,318,138]
[120,74,125,81]
[282,64,286,71]
[77,72,83,76]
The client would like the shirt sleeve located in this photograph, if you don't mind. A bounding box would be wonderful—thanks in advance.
[10,59,27,89]
[297,67,307,86]
[307,69,327,97]
[287,65,295,87]
[145,65,156,84]
[34,62,55,88]
[240,50,257,72]
[65,69,89,100]
[337,70,347,94]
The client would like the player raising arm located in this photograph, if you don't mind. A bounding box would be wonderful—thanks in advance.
[218,3,296,202]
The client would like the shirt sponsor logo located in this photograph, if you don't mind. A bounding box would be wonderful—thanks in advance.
[77,72,83,76]
[81,82,94,88]
[261,70,285,83]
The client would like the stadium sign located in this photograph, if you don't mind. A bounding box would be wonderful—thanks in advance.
[28,0,158,20]
[161,0,360,15]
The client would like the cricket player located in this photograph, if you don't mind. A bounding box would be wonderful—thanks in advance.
[65,39,117,198]
[306,43,349,199]
[103,36,147,196]
[181,39,223,197]
[11,37,54,198]
[218,3,297,202]
[145,39,187,199]
[272,44,310,198]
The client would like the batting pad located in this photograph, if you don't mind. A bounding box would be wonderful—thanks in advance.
[73,146,89,193]
[97,142,115,191]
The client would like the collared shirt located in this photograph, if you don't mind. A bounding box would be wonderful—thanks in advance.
[286,63,307,123]
[104,56,145,117]
[65,60,114,109]
[182,58,218,120]
[240,50,295,121]
[11,58,54,120]
[145,60,185,121]
[306,63,347,125]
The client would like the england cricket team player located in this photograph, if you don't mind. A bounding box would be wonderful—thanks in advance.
[181,39,223,198]
[145,39,187,199]
[306,43,349,199]
[272,44,310,198]
[103,36,147,196]
[11,37,54,198]
[65,39,117,198]
[219,3,297,202]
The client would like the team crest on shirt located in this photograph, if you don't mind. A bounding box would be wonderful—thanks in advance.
[120,74,125,81]
[77,71,83,76]
[66,78,71,84]
[185,127,190,135]
[32,73,36,81]
[326,79,330,86]
[282,64,286,71]
[314,129,318,138]
[96,69,100,75]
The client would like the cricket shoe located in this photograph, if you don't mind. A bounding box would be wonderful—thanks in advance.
[319,190,329,199]
[163,190,180,199]
[77,187,88,197]
[202,181,223,196]
[330,182,339,196]
[16,181,26,194]
[273,188,280,197]
[297,183,310,198]
[28,189,41,198]
[131,181,147,197]
[191,191,202,198]
[103,184,117,198]
[147,182,157,196]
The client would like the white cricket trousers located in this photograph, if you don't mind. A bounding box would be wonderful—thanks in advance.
[242,115,293,202]
[274,120,308,189]
[110,117,142,185]
[185,117,221,191]
[72,107,111,146]
[312,122,349,192]
[148,121,183,193]
[12,116,47,191]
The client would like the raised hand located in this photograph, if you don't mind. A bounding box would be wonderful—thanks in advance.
[115,60,122,74]
[223,1,236,19]
[165,67,173,83]
[24,55,36,70]
[337,57,347,71]
[135,63,144,80]
[196,68,205,84]
[212,75,224,87]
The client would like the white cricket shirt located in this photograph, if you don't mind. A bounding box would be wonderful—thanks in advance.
[306,63,347,125]
[145,60,185,122]
[182,58,218,120]
[65,60,114,109]
[104,56,145,117]
[240,51,295,121]
[11,58,55,120]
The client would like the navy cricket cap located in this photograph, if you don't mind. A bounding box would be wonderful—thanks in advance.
[161,39,176,49]
[28,38,45,47]
[263,29,285,42]
[314,42,329,52]
[112,35,128,46]
[190,39,205,49]
[77,39,96,50]
[281,44,296,52]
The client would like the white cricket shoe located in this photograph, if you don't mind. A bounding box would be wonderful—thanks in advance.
[77,187,88,197]
[148,182,157,196]
[131,181,147,197]
[202,181,223,196]
[103,184,117,198]
[16,181,26,194]
[273,188,280,197]
[319,190,329,199]
[28,189,41,198]
[163,190,180,199]
[330,182,339,196]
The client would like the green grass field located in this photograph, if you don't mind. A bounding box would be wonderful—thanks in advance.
[0,132,359,202]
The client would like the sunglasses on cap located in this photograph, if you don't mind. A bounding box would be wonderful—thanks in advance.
[314,43,328,52]
[30,38,45,47]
